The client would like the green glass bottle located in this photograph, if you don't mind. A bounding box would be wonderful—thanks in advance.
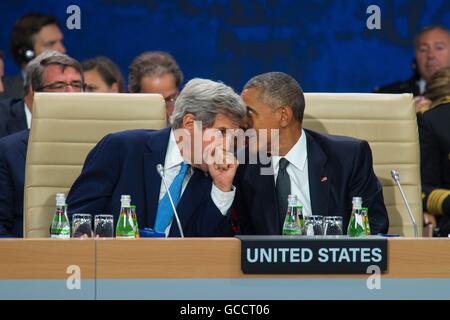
[282,195,302,235]
[115,195,136,238]
[50,193,70,238]
[347,197,366,237]
[362,207,371,235]
[130,205,140,238]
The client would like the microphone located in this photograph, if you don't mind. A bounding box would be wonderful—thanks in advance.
[156,164,184,238]
[390,169,418,237]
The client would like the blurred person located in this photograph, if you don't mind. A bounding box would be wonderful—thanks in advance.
[0,50,4,94]
[0,13,66,100]
[418,67,450,236]
[375,25,450,96]
[67,78,245,237]
[0,52,83,237]
[82,56,125,93]
[233,72,389,235]
[128,51,183,125]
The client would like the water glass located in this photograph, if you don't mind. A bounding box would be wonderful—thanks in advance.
[94,215,114,238]
[72,213,93,238]
[305,215,324,236]
[324,216,343,236]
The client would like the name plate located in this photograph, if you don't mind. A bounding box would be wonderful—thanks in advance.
[238,236,388,274]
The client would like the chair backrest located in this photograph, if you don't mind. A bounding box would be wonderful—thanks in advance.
[302,93,422,236]
[24,93,166,238]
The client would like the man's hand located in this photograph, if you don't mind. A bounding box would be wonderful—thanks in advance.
[208,149,239,192]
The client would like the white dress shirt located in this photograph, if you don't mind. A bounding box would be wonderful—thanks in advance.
[24,103,32,129]
[271,129,312,217]
[160,130,235,235]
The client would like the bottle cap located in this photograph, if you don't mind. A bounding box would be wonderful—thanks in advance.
[287,194,298,206]
[120,195,131,207]
[56,193,66,206]
[352,197,362,208]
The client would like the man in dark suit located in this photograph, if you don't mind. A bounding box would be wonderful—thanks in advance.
[0,52,84,237]
[67,78,246,237]
[0,130,28,237]
[233,72,389,235]
[375,26,450,96]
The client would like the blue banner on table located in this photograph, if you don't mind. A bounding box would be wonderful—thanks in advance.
[237,236,388,274]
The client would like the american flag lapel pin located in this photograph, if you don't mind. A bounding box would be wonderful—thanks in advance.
[320,176,328,183]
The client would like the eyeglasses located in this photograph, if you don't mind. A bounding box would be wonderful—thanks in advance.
[37,80,85,92]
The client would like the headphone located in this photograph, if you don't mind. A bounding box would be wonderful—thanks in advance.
[18,46,35,63]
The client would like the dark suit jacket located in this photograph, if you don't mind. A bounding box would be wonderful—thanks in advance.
[66,127,232,237]
[233,129,389,235]
[0,74,25,100]
[0,98,27,139]
[374,75,421,96]
[0,130,29,237]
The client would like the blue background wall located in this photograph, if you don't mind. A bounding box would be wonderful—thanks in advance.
[1,0,449,92]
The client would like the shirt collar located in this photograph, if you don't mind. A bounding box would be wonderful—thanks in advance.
[272,129,308,172]
[24,103,32,129]
[164,129,185,170]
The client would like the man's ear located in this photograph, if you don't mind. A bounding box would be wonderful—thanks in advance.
[279,106,294,127]
[182,113,196,131]
[111,82,119,93]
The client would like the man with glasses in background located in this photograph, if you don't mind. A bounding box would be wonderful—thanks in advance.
[128,51,183,126]
[0,51,84,237]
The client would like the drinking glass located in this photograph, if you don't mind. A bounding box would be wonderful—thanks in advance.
[72,213,93,238]
[324,216,343,236]
[305,215,324,236]
[94,215,114,238]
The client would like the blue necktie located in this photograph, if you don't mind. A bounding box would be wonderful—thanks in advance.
[154,162,189,233]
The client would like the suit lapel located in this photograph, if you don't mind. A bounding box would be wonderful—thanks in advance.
[143,127,171,227]
[306,130,330,216]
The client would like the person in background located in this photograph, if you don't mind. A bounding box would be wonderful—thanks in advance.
[0,50,4,94]
[0,52,84,237]
[128,51,183,125]
[0,13,66,100]
[375,25,450,96]
[418,67,450,236]
[81,56,125,93]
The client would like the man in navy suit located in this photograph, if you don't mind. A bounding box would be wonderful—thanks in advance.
[67,78,246,237]
[0,52,84,237]
[233,72,389,235]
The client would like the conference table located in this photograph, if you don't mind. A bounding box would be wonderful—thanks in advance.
[0,237,449,300]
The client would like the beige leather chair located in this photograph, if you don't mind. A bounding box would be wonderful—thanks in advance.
[303,93,422,237]
[24,93,166,238]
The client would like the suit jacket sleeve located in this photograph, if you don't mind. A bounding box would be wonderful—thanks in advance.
[349,140,389,234]
[0,142,16,236]
[66,134,121,217]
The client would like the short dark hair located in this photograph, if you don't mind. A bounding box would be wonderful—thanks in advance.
[10,13,60,66]
[414,25,450,48]
[128,51,183,93]
[82,56,125,93]
[243,72,305,123]
[25,52,83,92]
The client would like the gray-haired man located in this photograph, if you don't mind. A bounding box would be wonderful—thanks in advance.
[0,51,84,237]
[67,78,246,237]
